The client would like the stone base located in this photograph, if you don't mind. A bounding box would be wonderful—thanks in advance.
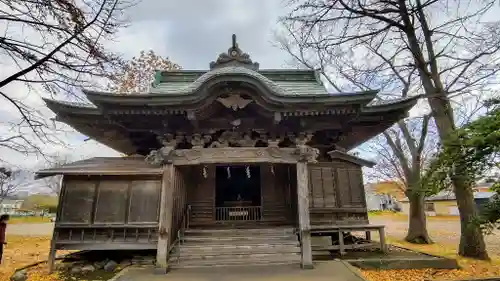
[301,263,314,270]
[153,266,169,275]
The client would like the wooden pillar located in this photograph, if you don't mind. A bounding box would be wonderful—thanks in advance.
[48,175,65,273]
[296,162,313,269]
[156,164,174,274]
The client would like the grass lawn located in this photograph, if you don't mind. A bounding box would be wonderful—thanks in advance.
[8,216,52,224]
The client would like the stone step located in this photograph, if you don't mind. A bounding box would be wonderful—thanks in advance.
[169,252,301,267]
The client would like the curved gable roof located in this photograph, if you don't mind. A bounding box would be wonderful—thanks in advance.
[83,66,378,108]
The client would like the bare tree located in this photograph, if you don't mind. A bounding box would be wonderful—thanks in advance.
[107,50,181,93]
[41,155,74,195]
[0,167,22,202]
[365,116,439,243]
[281,0,500,259]
[0,0,133,162]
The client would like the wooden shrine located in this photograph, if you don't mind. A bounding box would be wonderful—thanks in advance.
[37,35,418,272]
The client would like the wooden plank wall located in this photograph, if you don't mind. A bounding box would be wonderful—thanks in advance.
[308,161,368,225]
[188,165,216,226]
[54,175,162,249]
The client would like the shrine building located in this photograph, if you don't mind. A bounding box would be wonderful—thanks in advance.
[37,35,418,272]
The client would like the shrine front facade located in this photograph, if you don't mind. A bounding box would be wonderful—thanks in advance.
[37,35,417,272]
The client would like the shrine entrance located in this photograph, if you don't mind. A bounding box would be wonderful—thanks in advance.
[215,165,262,222]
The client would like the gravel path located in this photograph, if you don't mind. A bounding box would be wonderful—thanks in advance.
[6,223,54,236]
[370,216,500,255]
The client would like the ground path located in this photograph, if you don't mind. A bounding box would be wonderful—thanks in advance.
[6,223,54,236]
[370,215,500,256]
[114,262,365,281]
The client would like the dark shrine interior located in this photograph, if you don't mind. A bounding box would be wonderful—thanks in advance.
[215,165,261,207]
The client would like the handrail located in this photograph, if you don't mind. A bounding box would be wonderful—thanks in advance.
[171,204,191,264]
[179,204,191,244]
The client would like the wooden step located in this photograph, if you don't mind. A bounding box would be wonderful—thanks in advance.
[169,257,300,269]
[182,235,297,244]
[169,253,301,268]
[178,243,300,253]
[188,221,294,228]
[184,227,295,236]
[169,227,301,269]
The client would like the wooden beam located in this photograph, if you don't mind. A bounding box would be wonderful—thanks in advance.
[168,148,301,165]
[155,164,174,274]
[296,162,313,269]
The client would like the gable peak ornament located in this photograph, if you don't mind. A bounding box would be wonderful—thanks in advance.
[209,34,260,70]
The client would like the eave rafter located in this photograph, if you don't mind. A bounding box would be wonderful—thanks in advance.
[41,61,419,155]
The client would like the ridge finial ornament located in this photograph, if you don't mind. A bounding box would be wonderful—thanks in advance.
[232,34,237,49]
[209,34,260,70]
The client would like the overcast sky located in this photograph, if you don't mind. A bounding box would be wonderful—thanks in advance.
[0,0,298,172]
[0,0,487,180]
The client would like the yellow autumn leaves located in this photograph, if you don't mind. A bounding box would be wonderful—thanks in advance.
[2,234,500,281]
[0,236,52,281]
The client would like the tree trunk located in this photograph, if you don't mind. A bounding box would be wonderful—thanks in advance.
[430,97,489,260]
[405,190,433,244]
[452,172,489,260]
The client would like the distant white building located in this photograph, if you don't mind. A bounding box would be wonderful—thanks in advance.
[364,183,401,211]
[0,199,24,215]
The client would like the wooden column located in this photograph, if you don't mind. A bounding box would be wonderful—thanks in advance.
[296,162,313,269]
[47,175,65,273]
[155,164,174,274]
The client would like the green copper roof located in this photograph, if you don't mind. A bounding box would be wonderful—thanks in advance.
[150,66,327,96]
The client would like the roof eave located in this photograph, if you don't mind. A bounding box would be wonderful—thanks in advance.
[83,88,379,107]
[362,95,420,113]
[43,98,100,115]
[327,150,376,167]
[35,169,163,179]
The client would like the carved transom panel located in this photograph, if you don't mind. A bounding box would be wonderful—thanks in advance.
[144,130,319,166]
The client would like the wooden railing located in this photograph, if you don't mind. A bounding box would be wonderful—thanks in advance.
[177,204,191,244]
[215,206,262,221]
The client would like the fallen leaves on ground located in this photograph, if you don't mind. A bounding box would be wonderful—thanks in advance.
[0,235,63,281]
[26,265,61,281]
[361,239,500,281]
